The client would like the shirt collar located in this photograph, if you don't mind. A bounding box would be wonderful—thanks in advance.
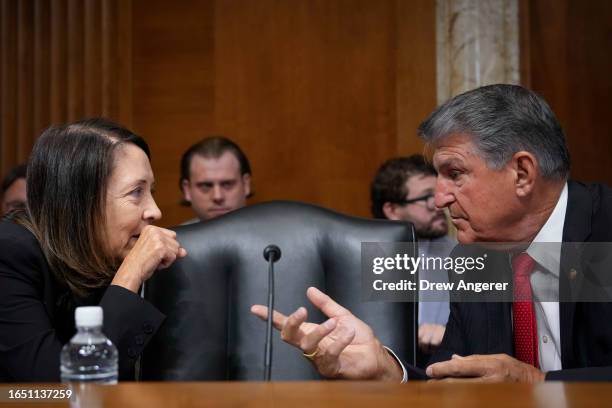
[526,183,568,277]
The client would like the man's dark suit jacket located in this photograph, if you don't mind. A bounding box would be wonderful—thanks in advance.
[0,220,165,381]
[408,181,612,381]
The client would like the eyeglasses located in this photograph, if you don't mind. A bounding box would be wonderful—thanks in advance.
[397,193,435,208]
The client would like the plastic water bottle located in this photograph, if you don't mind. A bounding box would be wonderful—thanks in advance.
[60,306,118,384]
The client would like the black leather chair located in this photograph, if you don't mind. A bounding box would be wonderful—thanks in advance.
[141,201,417,380]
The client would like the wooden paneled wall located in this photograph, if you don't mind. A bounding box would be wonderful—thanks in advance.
[130,0,436,225]
[0,0,132,176]
[2,0,610,227]
[521,0,612,184]
[1,0,436,226]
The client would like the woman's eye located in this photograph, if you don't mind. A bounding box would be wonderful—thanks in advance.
[130,187,143,197]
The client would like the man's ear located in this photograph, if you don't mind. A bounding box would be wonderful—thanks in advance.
[181,179,192,202]
[382,202,402,221]
[242,174,252,198]
[511,151,537,197]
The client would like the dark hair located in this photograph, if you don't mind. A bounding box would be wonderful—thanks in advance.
[19,118,150,298]
[179,136,252,205]
[1,164,27,193]
[370,155,437,219]
[418,84,570,180]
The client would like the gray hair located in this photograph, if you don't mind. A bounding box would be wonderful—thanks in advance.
[418,84,570,180]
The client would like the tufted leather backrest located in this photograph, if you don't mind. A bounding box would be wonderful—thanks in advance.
[141,201,416,380]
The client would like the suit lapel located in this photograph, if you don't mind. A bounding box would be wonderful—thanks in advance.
[560,181,592,368]
[487,252,513,354]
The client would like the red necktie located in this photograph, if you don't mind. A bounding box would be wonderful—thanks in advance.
[512,253,539,367]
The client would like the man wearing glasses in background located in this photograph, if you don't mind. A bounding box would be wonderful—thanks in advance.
[1,164,27,216]
[370,155,456,364]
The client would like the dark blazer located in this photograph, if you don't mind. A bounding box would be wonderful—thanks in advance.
[0,220,165,382]
[408,181,612,381]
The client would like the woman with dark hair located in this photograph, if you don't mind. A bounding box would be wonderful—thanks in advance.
[0,118,186,381]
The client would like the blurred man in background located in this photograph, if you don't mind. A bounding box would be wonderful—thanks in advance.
[370,155,456,357]
[179,136,252,224]
[1,164,27,216]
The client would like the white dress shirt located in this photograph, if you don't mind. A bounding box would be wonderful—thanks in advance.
[525,182,567,372]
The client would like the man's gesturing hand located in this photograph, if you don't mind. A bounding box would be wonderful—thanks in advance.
[250,286,403,381]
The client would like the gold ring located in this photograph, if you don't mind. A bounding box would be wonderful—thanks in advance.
[302,348,319,360]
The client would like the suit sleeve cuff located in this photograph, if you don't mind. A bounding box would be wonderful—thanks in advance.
[99,285,165,369]
[383,346,408,383]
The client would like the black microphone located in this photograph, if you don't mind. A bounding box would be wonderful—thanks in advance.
[263,244,281,381]
[263,245,281,263]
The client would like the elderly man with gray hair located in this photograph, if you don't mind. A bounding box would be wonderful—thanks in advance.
[251,84,612,382]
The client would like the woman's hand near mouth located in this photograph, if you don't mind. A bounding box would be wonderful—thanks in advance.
[111,225,187,293]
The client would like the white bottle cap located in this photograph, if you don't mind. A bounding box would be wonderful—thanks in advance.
[75,306,103,328]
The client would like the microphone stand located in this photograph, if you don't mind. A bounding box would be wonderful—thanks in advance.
[263,245,281,381]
